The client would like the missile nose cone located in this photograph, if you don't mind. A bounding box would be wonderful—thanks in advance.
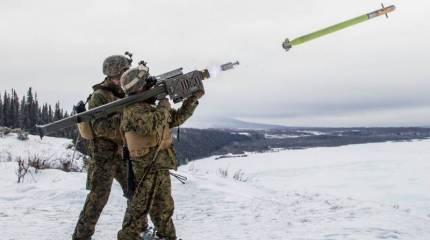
[368,4,396,19]
[282,38,292,51]
[220,61,240,71]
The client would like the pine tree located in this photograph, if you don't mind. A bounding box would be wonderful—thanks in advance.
[3,91,10,127]
[0,95,3,126]
[26,87,38,131]
[11,90,20,128]
[34,93,40,125]
[19,95,27,129]
[48,105,53,123]
[6,90,15,128]
[0,87,76,138]
[9,90,15,128]
[41,103,49,124]
[54,102,62,121]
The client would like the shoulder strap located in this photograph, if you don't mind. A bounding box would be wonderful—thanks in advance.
[119,124,127,147]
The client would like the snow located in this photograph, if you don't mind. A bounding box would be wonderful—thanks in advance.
[265,133,301,139]
[264,130,326,139]
[235,132,251,136]
[298,130,326,136]
[192,140,430,219]
[0,133,84,170]
[1,134,430,239]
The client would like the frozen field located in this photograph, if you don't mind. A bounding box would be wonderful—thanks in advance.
[0,134,430,239]
[189,139,430,219]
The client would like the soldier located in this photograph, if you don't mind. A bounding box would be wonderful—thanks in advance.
[73,54,147,240]
[117,64,203,240]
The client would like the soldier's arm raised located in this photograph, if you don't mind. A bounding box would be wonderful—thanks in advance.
[169,92,202,128]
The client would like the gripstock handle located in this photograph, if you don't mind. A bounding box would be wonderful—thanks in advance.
[164,70,206,103]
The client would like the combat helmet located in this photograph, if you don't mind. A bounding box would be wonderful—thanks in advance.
[102,53,132,77]
[120,64,150,95]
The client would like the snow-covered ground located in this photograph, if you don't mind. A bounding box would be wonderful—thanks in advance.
[264,130,326,139]
[264,133,302,139]
[0,133,84,169]
[1,134,430,239]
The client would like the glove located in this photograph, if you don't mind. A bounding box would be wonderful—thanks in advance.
[74,100,86,113]
[184,90,204,105]
[192,90,205,100]
[157,98,171,111]
[146,76,157,88]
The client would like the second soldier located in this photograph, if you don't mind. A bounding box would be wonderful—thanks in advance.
[73,54,147,240]
[117,62,204,240]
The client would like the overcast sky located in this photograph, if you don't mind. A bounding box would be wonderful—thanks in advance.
[1,0,429,127]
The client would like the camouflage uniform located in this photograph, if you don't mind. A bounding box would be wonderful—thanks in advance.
[73,79,143,240]
[84,158,95,190]
[117,96,199,240]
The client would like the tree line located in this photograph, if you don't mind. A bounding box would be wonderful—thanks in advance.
[0,88,75,138]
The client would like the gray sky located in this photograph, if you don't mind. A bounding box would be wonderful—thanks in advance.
[1,0,429,127]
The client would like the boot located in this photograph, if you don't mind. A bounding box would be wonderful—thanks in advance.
[139,227,155,240]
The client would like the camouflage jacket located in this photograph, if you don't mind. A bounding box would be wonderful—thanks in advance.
[121,96,199,169]
[89,79,125,148]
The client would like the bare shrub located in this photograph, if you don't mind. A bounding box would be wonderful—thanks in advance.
[27,155,49,173]
[16,158,28,183]
[6,152,13,162]
[47,155,82,172]
[0,127,11,136]
[60,158,82,172]
[217,167,229,178]
[187,162,198,173]
[216,168,250,182]
[16,154,81,183]
[0,127,29,140]
[17,131,29,141]
[232,169,248,182]
[16,157,36,183]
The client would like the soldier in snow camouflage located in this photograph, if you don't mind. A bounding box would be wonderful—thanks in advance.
[117,65,203,240]
[72,55,147,240]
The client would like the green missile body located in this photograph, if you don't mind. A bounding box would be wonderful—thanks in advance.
[282,5,396,51]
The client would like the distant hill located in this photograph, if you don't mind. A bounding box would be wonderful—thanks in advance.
[172,127,430,165]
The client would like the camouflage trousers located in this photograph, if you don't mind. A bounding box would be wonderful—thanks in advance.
[73,140,148,240]
[85,158,95,190]
[118,154,176,240]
